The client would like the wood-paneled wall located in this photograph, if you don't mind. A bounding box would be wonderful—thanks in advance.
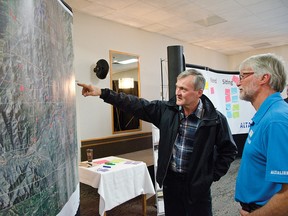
[80,132,152,161]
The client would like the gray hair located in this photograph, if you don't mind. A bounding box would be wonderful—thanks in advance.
[177,69,206,90]
[239,53,287,92]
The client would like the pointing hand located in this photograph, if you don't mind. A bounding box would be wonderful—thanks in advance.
[77,83,101,97]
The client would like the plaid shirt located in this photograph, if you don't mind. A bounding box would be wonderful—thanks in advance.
[170,99,204,173]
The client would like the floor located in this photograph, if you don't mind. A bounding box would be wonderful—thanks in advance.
[211,158,241,216]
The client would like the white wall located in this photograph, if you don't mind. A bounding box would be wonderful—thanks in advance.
[73,12,228,140]
[228,45,288,98]
[228,45,288,71]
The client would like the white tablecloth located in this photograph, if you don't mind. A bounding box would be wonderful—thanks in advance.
[78,156,155,216]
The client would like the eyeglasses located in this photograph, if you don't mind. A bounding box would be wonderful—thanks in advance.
[239,72,254,81]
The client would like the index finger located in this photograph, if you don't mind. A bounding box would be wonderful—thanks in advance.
[77,83,86,88]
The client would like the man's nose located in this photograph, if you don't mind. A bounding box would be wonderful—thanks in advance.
[236,81,241,87]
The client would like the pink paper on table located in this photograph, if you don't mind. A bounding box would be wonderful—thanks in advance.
[93,159,109,164]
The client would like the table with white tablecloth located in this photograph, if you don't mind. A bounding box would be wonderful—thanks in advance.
[78,156,155,216]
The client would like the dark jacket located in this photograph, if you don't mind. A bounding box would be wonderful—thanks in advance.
[101,89,238,201]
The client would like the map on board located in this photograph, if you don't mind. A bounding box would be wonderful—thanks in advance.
[0,1,78,215]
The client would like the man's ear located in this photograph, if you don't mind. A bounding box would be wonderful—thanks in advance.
[260,73,271,85]
[197,89,204,97]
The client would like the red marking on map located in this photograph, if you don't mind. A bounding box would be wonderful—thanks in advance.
[18,64,23,69]
[9,10,17,21]
[19,85,25,92]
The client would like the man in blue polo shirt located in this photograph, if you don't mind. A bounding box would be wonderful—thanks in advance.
[235,53,288,215]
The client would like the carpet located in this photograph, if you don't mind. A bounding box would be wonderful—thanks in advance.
[79,183,157,216]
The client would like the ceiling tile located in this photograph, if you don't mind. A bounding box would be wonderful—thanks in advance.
[65,0,288,55]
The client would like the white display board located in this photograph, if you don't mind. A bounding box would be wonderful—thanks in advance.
[152,125,165,216]
[198,69,255,135]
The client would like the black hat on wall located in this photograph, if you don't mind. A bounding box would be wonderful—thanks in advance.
[94,59,109,79]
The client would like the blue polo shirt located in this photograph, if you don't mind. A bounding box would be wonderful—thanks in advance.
[235,92,288,205]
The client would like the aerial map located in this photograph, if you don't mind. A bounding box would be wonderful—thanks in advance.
[0,0,78,215]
